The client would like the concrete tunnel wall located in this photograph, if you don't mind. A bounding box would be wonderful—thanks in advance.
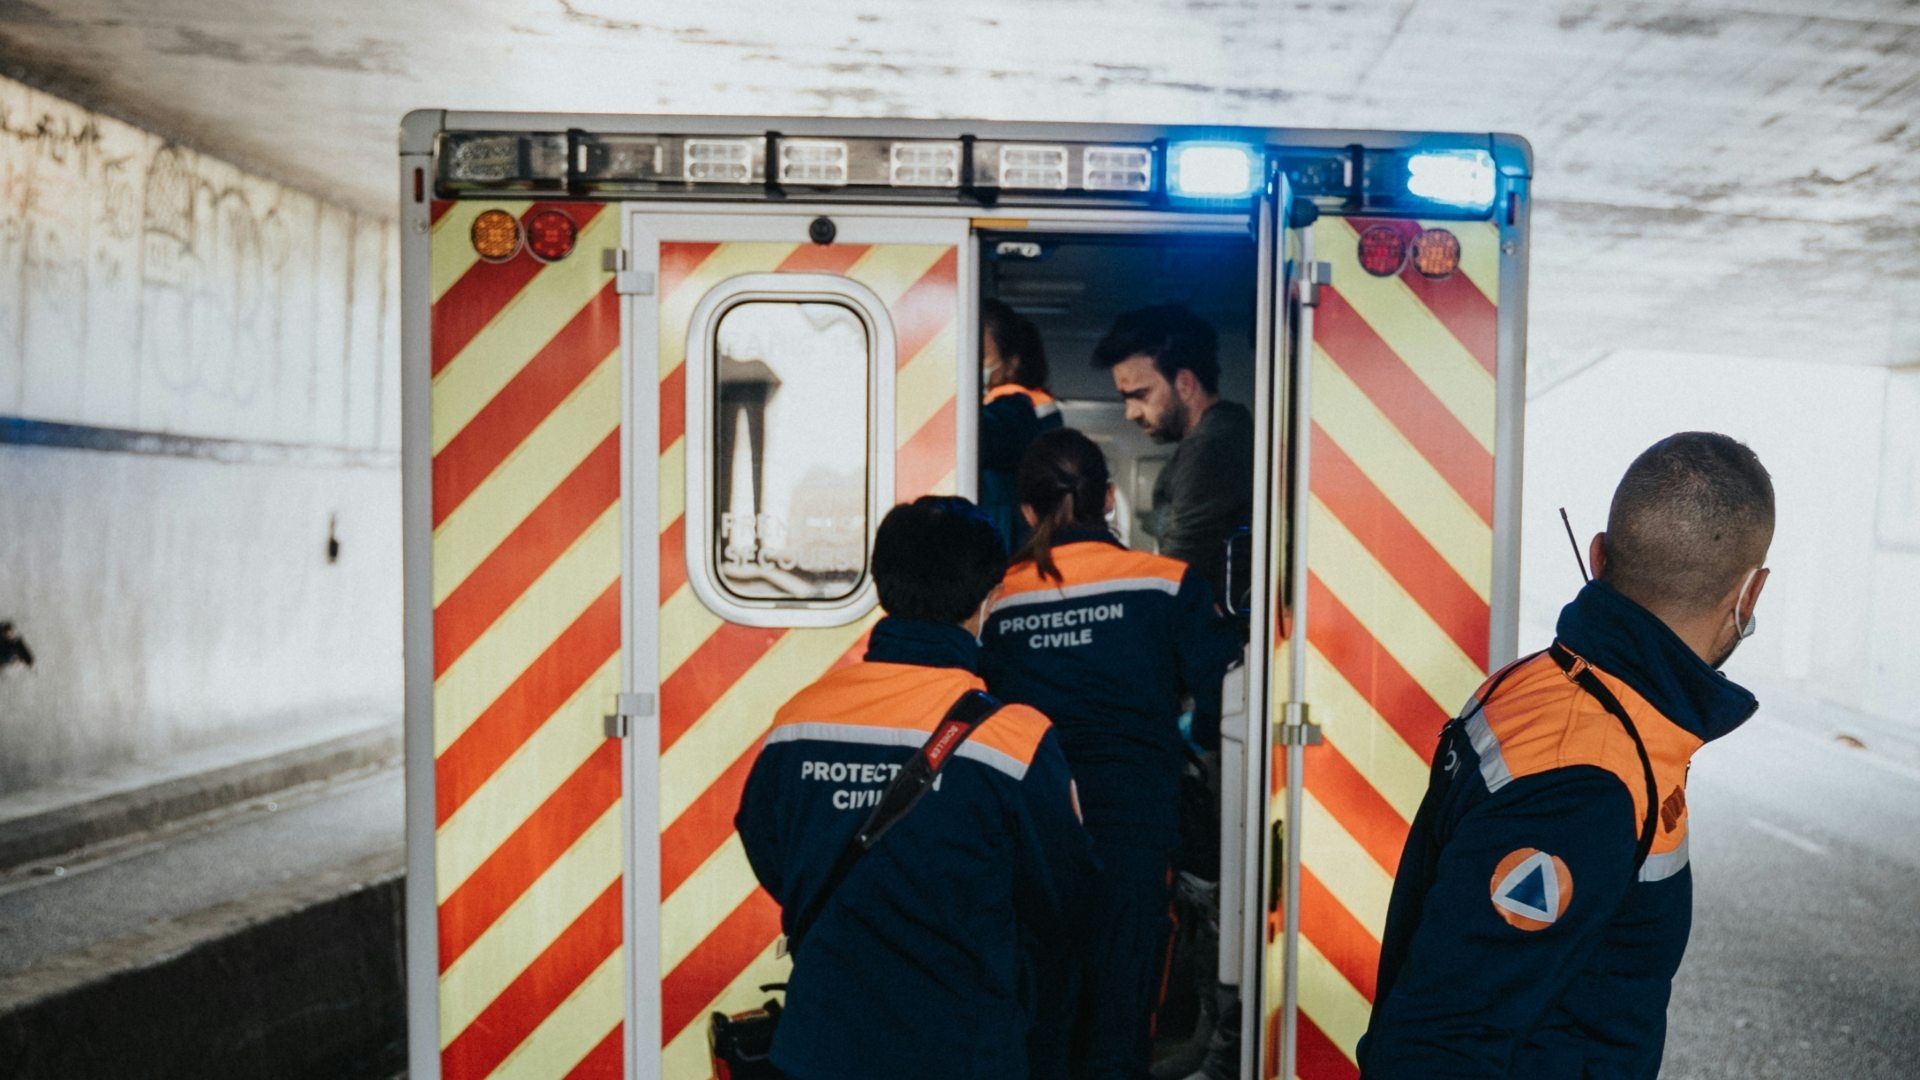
[0,74,401,796]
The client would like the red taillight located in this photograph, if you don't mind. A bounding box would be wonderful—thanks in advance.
[470,209,521,262]
[1357,225,1408,277]
[526,209,577,263]
[1410,228,1461,279]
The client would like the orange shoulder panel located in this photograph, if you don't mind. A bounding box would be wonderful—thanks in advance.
[969,702,1053,769]
[983,384,1032,404]
[772,663,983,734]
[1476,650,1704,849]
[1000,541,1186,598]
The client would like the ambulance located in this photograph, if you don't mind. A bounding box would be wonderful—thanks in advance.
[398,111,1531,1080]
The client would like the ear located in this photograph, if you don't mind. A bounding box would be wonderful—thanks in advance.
[1021,505,1038,527]
[1174,367,1200,403]
[1739,567,1770,618]
[1104,483,1116,516]
[1588,532,1608,579]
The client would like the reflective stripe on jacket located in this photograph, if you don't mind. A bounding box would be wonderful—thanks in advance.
[736,617,1094,1080]
[979,530,1239,841]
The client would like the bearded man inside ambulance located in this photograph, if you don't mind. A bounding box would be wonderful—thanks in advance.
[1360,432,1773,1078]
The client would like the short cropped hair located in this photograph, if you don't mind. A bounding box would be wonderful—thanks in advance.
[872,496,1009,624]
[982,299,1050,390]
[1091,303,1220,395]
[1603,432,1775,616]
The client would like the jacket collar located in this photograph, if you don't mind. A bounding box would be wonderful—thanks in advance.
[864,616,980,671]
[1555,580,1757,743]
[1052,525,1123,549]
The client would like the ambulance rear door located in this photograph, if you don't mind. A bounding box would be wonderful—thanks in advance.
[1257,145,1530,1078]
[619,208,971,1079]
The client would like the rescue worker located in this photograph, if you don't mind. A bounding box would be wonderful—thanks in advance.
[1360,432,1775,1078]
[979,429,1241,1080]
[735,495,1095,1080]
[981,298,1063,551]
[1092,304,1252,604]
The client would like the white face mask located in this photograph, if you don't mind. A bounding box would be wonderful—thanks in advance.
[1732,567,1761,641]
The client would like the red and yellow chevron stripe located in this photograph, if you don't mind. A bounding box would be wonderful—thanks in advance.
[1268,217,1504,1078]
[651,239,959,1078]
[428,199,627,1079]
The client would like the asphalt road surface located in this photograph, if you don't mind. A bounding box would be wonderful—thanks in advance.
[1661,713,1920,1078]
[4,708,1914,1078]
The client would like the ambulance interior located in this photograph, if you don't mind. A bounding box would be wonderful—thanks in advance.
[980,232,1260,565]
[978,231,1262,1058]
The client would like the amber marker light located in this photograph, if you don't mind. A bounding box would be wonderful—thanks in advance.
[471,209,522,262]
[1410,228,1462,279]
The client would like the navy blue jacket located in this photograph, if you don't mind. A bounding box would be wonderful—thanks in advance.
[1360,581,1757,1078]
[979,530,1240,844]
[980,384,1064,552]
[736,617,1095,1080]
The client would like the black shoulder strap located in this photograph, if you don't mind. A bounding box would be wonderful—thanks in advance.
[1548,642,1661,871]
[787,688,1003,954]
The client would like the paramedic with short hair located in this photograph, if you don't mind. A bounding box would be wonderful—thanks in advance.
[1092,303,1253,604]
[981,298,1063,551]
[1359,432,1775,1078]
[979,430,1241,1080]
[735,496,1094,1080]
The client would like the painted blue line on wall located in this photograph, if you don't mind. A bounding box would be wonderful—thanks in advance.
[0,416,397,469]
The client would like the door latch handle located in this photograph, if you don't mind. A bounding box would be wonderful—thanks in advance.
[604,692,657,739]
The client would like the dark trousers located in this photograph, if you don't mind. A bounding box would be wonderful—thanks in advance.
[1073,831,1176,1080]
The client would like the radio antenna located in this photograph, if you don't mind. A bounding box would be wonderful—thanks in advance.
[1559,507,1591,582]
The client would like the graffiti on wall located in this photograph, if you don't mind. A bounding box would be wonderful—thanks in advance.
[0,74,395,449]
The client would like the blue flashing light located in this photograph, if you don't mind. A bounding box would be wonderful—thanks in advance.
[1168,142,1263,200]
[1406,150,1497,210]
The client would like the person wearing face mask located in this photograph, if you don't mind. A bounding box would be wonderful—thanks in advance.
[980,299,1063,552]
[1359,432,1775,1079]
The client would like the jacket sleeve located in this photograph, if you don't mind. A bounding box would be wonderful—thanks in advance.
[1008,727,1097,937]
[1171,569,1240,751]
[980,393,1041,472]
[734,746,787,908]
[1360,768,1640,1078]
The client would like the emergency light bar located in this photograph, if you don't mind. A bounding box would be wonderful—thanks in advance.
[431,129,1508,219]
[1167,142,1262,200]
[436,131,1177,203]
[1274,144,1503,219]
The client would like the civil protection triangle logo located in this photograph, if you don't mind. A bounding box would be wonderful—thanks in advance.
[1489,848,1573,931]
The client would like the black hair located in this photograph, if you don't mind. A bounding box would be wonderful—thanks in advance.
[982,298,1050,390]
[1090,303,1220,395]
[872,496,1009,624]
[1603,432,1775,616]
[1013,428,1111,583]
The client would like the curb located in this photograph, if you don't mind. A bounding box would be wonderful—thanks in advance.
[0,726,402,874]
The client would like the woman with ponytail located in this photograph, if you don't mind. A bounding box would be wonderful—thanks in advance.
[980,428,1240,1080]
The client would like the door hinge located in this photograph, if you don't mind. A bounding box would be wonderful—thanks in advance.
[603,249,656,296]
[1299,261,1333,308]
[1275,701,1323,746]
[604,692,657,739]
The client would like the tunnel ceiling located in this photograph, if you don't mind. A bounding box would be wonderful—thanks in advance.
[4,0,1917,382]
